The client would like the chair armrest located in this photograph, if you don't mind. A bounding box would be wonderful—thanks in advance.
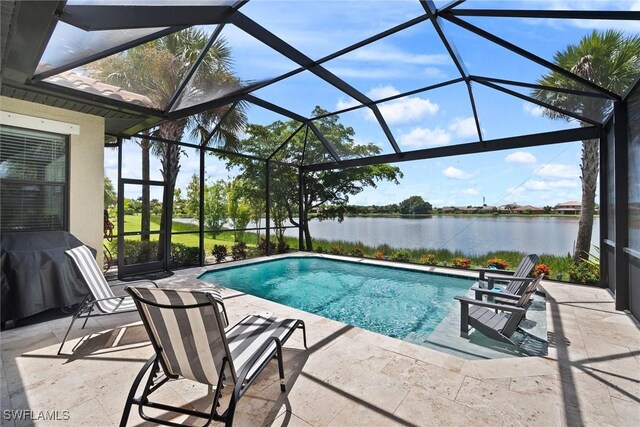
[486,275,535,288]
[485,274,533,282]
[471,286,521,301]
[91,295,129,303]
[455,296,526,313]
[110,279,159,289]
[478,268,514,280]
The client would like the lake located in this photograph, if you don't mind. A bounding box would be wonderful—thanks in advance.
[284,215,600,256]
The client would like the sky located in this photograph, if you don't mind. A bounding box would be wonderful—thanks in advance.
[105,0,640,208]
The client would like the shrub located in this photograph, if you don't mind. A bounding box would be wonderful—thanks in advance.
[350,247,364,257]
[391,250,411,262]
[258,238,275,256]
[569,261,599,285]
[315,246,325,253]
[212,245,227,263]
[534,263,551,277]
[329,245,344,255]
[231,242,248,260]
[374,251,385,260]
[170,243,200,268]
[276,240,290,254]
[121,240,157,265]
[452,257,471,269]
[487,257,509,269]
[419,253,436,265]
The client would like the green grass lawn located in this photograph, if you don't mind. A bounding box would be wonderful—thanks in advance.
[110,214,260,253]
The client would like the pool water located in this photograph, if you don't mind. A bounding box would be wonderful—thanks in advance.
[199,257,474,340]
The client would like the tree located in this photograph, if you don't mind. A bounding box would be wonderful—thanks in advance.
[532,30,640,263]
[225,107,403,250]
[88,28,246,261]
[227,179,251,241]
[204,180,227,238]
[104,176,117,208]
[185,173,200,218]
[173,188,186,216]
[399,196,432,215]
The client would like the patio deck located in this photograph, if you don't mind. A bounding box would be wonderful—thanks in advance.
[1,264,639,426]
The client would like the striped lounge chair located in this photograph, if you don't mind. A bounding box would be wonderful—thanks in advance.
[59,245,227,355]
[455,274,544,355]
[120,286,307,427]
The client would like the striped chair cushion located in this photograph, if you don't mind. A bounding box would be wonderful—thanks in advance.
[226,315,299,382]
[128,287,229,386]
[66,245,136,314]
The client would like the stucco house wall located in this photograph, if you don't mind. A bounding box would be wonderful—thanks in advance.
[1,96,105,264]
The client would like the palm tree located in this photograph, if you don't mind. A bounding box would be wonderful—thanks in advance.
[88,27,247,262]
[532,30,640,264]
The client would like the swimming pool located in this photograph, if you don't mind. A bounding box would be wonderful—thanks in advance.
[199,256,473,341]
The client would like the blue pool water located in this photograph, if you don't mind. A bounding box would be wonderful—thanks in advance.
[199,257,473,340]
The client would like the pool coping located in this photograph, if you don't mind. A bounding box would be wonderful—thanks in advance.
[199,251,483,278]
[197,252,479,283]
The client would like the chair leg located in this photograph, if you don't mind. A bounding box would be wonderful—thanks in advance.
[460,303,469,339]
[120,356,157,427]
[274,339,286,392]
[57,308,83,355]
[81,304,94,329]
[298,321,307,349]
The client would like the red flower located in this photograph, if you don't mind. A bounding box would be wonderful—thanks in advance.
[534,263,551,277]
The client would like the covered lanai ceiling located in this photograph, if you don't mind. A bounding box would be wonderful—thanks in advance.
[1,0,639,167]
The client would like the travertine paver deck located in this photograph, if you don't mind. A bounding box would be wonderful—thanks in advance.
[1,259,639,426]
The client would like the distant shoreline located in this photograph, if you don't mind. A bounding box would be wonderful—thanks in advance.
[330,213,599,219]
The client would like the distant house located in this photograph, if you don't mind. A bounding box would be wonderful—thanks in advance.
[480,205,496,213]
[458,206,478,214]
[441,206,456,213]
[555,201,581,215]
[513,205,545,214]
[498,204,519,213]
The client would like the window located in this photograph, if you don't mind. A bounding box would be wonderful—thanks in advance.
[0,125,68,231]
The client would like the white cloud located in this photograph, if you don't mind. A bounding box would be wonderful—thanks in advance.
[336,85,439,125]
[399,127,451,148]
[327,66,411,80]
[526,1,640,31]
[423,67,447,79]
[368,86,439,124]
[524,179,579,191]
[535,163,581,179]
[336,97,360,110]
[523,103,545,118]
[460,188,480,195]
[506,151,537,164]
[443,166,472,180]
[349,44,450,65]
[368,85,400,99]
[448,117,478,138]
[378,97,439,124]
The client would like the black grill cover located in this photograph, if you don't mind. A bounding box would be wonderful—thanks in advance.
[1,231,91,323]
